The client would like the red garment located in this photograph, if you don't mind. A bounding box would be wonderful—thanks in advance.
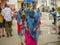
[17,23,20,34]
[17,23,23,34]
[37,19,42,25]
[13,11,17,16]
[17,20,25,35]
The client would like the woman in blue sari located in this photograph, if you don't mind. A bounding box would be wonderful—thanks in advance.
[25,6,39,45]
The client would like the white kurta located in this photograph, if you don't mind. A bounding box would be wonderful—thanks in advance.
[2,7,13,21]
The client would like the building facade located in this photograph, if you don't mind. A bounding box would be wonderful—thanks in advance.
[7,0,24,11]
[17,0,24,9]
[0,0,7,8]
[7,0,18,11]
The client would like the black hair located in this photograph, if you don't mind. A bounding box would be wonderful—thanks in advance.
[4,4,8,7]
[52,7,55,11]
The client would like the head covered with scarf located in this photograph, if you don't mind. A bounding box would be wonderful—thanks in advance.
[26,4,38,40]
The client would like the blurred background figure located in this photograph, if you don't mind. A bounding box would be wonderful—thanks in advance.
[2,4,13,37]
[0,8,5,38]
[12,9,17,20]
[51,7,57,25]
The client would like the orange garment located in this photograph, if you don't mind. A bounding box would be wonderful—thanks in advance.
[0,13,3,23]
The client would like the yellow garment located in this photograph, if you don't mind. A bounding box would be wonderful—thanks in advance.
[27,4,33,9]
[0,13,3,23]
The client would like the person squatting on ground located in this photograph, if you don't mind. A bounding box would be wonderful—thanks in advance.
[2,4,13,37]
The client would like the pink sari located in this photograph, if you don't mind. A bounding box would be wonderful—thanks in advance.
[25,29,36,45]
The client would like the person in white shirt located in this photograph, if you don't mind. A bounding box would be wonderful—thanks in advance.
[2,4,13,37]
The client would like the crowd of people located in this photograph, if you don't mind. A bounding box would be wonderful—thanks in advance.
[17,2,41,45]
[0,2,41,45]
[0,1,60,45]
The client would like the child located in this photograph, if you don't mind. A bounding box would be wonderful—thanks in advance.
[0,8,5,38]
[19,12,26,45]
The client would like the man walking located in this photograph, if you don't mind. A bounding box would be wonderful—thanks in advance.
[2,4,13,37]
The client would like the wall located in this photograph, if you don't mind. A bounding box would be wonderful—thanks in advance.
[57,0,60,7]
[47,0,52,10]
[17,0,24,10]
[37,0,52,9]
[0,0,6,8]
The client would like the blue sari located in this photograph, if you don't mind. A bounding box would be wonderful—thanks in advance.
[17,10,22,24]
[26,9,38,41]
[23,7,28,15]
[24,9,37,45]
[26,17,37,45]
[17,10,22,35]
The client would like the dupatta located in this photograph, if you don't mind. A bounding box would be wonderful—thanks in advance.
[26,9,38,40]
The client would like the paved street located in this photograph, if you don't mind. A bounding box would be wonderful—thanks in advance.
[0,12,60,45]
